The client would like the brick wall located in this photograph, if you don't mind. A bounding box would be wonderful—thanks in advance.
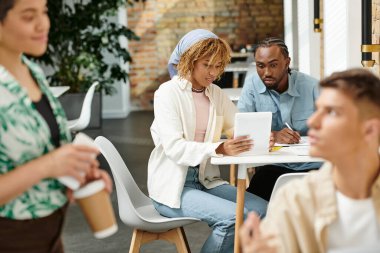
[128,0,284,109]
[373,0,380,63]
[373,0,380,43]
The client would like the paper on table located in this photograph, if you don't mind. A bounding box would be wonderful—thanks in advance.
[288,146,310,156]
[275,136,310,147]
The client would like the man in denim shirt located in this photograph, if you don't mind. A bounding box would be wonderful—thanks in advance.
[238,38,321,201]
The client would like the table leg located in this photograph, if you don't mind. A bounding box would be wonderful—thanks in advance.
[233,72,239,88]
[230,164,236,186]
[234,164,248,253]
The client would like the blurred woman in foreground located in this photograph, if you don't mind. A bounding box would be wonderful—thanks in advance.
[0,1,111,252]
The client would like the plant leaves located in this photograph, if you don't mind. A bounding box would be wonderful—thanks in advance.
[32,0,139,95]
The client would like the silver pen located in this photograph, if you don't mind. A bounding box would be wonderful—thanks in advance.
[285,122,294,131]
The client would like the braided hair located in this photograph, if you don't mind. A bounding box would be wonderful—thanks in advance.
[254,37,291,74]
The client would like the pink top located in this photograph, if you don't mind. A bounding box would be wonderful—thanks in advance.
[192,91,210,142]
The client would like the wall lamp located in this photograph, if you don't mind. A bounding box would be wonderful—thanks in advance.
[314,0,323,33]
[361,0,380,67]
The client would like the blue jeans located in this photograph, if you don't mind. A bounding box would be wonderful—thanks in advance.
[152,166,268,253]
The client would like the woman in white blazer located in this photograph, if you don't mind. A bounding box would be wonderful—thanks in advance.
[148,29,268,253]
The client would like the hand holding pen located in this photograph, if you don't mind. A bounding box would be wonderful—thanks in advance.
[272,122,301,144]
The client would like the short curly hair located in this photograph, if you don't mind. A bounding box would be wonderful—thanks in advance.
[176,38,231,80]
[320,68,380,119]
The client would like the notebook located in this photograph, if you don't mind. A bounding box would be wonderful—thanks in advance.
[234,112,272,156]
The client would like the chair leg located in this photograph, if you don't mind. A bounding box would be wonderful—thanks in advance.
[129,227,191,253]
[129,229,143,253]
[180,227,191,252]
[160,227,191,253]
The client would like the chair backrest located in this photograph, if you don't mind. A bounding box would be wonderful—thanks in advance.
[94,136,153,225]
[270,172,308,202]
[76,81,99,129]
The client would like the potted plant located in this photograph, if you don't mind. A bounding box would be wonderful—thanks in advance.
[35,0,139,127]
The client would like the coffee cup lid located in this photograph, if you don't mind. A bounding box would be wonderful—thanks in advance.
[74,179,105,199]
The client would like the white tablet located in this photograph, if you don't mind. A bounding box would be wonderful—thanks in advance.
[234,112,272,156]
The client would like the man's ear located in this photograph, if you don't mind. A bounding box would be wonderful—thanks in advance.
[363,118,380,146]
[285,57,291,69]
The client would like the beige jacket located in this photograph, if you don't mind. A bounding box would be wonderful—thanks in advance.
[261,162,380,253]
[148,76,237,208]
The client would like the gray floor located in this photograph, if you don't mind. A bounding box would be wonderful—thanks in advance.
[62,111,233,253]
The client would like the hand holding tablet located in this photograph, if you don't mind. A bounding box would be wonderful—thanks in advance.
[233,112,272,156]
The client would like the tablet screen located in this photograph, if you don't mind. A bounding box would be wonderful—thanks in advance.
[234,112,272,156]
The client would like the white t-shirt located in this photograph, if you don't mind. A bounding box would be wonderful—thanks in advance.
[327,191,380,251]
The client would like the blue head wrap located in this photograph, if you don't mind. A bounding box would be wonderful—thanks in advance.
[168,29,218,78]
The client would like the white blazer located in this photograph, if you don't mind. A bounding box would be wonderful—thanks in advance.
[148,76,237,208]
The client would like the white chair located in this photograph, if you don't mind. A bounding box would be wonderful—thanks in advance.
[94,136,200,253]
[67,81,99,131]
[269,172,308,202]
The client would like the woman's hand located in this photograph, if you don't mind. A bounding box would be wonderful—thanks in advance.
[67,169,113,203]
[240,212,277,253]
[0,144,106,205]
[85,168,113,193]
[40,144,99,185]
[216,135,253,156]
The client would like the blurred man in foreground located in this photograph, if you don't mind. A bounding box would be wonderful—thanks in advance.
[240,68,380,253]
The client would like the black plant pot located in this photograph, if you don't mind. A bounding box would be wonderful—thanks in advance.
[58,92,102,129]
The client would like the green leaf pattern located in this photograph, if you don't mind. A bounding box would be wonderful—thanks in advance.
[0,57,72,219]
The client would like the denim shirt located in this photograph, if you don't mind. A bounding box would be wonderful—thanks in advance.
[237,69,321,170]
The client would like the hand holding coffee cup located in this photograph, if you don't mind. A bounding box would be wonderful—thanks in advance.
[58,133,99,190]
[74,179,118,239]
[61,133,116,238]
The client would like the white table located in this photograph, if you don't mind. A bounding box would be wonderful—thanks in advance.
[222,88,242,102]
[224,62,255,88]
[50,86,70,97]
[211,148,324,253]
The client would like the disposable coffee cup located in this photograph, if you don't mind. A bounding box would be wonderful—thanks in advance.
[74,180,118,239]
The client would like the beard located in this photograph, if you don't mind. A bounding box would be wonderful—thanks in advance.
[262,68,289,91]
[264,79,280,90]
